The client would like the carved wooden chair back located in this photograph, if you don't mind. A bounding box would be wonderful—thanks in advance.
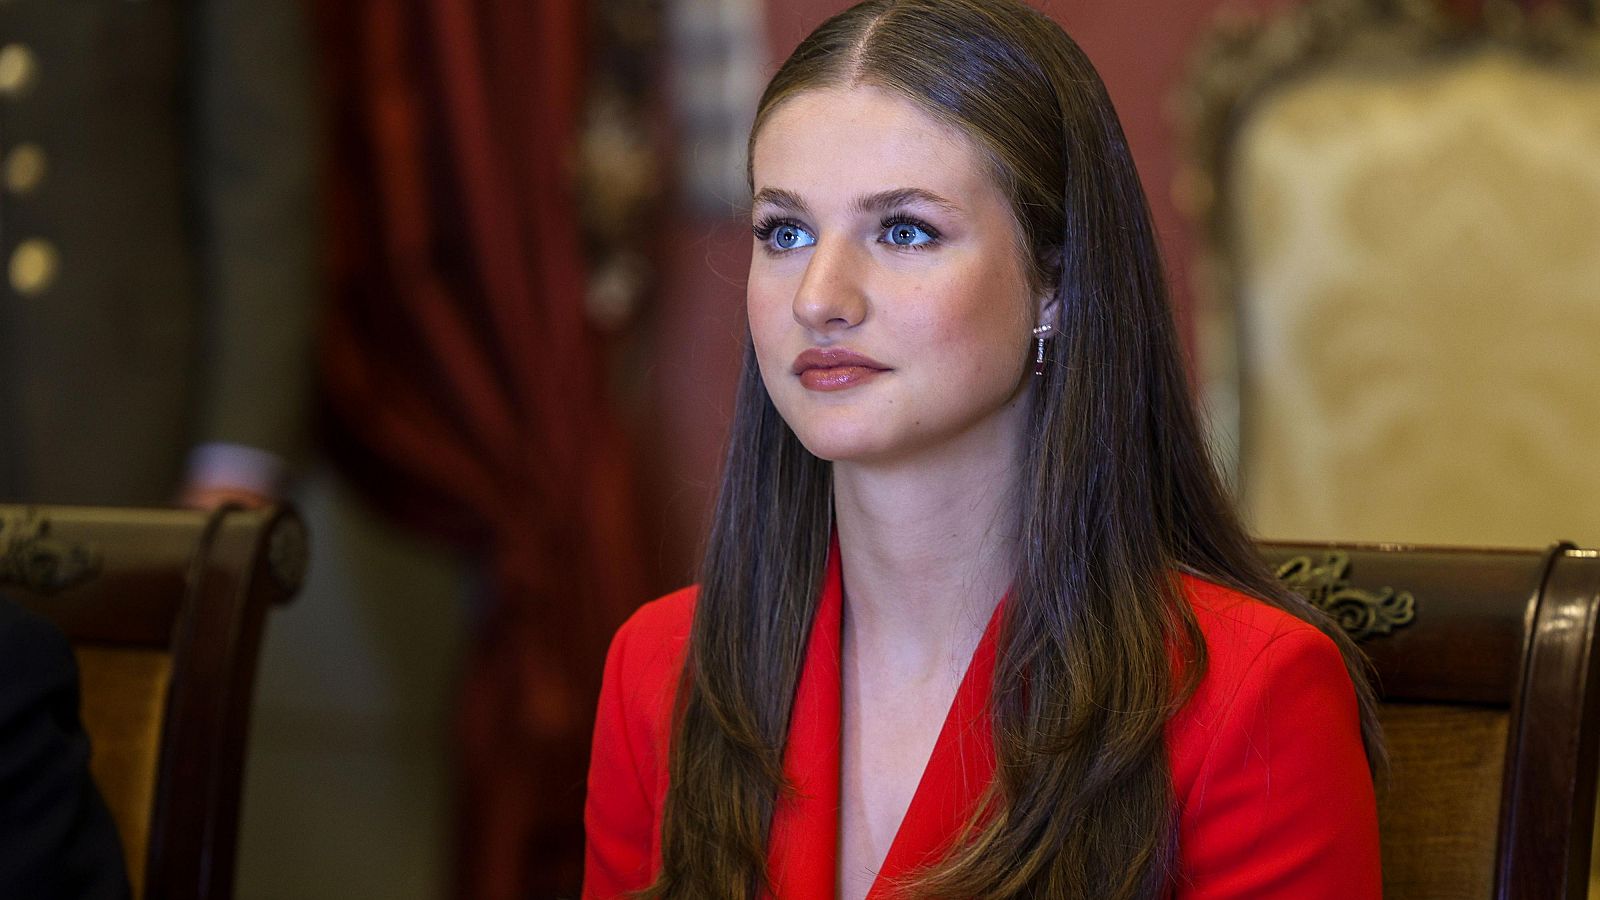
[0,504,307,900]
[1261,540,1600,899]
[1182,0,1600,547]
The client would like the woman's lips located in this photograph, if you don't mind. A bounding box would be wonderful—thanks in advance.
[799,365,887,391]
[792,348,890,392]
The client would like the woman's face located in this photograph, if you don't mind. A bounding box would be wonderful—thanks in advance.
[748,85,1044,467]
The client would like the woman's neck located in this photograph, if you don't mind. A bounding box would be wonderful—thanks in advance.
[831,415,1025,679]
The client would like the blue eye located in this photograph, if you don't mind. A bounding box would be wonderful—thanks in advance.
[774,224,815,250]
[881,219,936,247]
[754,219,816,252]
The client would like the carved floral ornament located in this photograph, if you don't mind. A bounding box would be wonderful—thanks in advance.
[1275,550,1417,641]
[0,508,100,594]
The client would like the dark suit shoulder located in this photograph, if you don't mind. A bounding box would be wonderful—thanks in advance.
[0,595,77,724]
[0,594,131,900]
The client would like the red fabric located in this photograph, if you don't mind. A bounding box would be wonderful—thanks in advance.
[314,0,647,895]
[582,553,1381,898]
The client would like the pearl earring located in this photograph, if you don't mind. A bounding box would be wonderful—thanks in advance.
[1032,324,1052,376]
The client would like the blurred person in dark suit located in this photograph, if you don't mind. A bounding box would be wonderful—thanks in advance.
[0,592,130,899]
[0,0,317,509]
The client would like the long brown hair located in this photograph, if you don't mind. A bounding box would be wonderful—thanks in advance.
[651,1,1382,896]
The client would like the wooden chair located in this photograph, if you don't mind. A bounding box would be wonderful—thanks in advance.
[0,504,308,900]
[1261,539,1600,899]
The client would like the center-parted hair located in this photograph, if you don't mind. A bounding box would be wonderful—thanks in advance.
[651,1,1382,896]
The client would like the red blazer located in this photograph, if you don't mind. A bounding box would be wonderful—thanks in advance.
[583,546,1381,898]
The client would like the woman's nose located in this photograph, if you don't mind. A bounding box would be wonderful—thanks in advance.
[792,239,868,333]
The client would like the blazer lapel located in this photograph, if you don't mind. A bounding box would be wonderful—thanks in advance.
[766,536,845,898]
[868,602,1002,898]
[765,535,1004,900]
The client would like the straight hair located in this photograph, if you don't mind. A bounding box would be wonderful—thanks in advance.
[650,1,1382,896]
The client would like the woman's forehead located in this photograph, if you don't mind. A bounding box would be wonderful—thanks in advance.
[749,85,1000,210]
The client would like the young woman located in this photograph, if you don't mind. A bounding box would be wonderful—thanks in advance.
[584,1,1383,897]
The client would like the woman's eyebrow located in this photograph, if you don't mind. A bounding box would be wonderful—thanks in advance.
[751,187,962,216]
[855,188,961,215]
[751,188,811,214]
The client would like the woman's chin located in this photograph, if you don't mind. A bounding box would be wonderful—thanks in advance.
[788,427,897,465]
[789,425,930,468]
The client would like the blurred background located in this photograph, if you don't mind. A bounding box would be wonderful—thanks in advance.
[0,0,1594,897]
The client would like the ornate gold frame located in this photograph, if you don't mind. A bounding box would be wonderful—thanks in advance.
[1173,0,1600,489]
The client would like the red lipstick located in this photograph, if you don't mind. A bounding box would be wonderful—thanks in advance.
[791,348,891,392]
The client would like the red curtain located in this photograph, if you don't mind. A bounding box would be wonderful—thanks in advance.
[315,0,648,895]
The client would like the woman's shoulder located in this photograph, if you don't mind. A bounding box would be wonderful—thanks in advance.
[616,585,698,645]
[598,586,697,723]
[604,585,699,697]
[1171,572,1359,767]
[586,587,700,890]
[1178,572,1339,674]
[1169,576,1380,895]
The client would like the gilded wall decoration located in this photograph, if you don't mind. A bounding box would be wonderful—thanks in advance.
[580,0,669,331]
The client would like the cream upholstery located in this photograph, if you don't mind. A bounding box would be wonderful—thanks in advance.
[1228,48,1600,545]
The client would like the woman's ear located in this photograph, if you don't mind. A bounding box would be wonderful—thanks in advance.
[1036,286,1061,334]
[1032,246,1064,333]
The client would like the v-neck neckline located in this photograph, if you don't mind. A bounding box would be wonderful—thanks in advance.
[766,535,1004,899]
